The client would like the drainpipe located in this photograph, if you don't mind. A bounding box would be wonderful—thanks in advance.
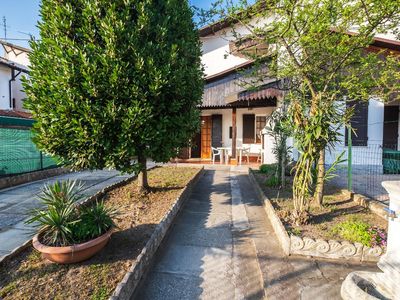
[8,69,14,109]
[8,69,21,109]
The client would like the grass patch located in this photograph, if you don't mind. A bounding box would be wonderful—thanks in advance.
[330,217,372,246]
[330,217,387,247]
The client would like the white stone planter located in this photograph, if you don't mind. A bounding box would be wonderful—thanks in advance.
[341,181,400,299]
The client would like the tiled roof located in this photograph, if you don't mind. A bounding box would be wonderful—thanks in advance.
[0,110,33,119]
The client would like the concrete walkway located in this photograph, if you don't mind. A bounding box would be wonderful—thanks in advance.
[135,168,378,300]
[0,165,155,257]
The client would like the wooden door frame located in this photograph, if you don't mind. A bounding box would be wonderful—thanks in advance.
[201,116,212,159]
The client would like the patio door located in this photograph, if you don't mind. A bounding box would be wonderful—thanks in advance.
[201,116,212,159]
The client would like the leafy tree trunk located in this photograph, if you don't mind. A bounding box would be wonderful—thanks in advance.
[314,149,325,207]
[137,154,149,192]
[292,153,312,225]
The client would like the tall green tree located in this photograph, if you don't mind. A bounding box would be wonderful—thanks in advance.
[24,0,204,191]
[204,0,400,223]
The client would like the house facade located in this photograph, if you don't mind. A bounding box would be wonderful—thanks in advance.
[186,20,400,170]
[180,21,282,164]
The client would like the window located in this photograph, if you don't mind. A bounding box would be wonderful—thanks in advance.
[256,116,266,143]
[243,114,255,143]
[243,114,266,144]
[345,101,368,146]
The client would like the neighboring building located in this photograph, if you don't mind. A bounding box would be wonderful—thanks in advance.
[0,40,30,114]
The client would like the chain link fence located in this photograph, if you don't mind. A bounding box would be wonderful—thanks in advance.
[326,142,400,205]
[0,127,58,177]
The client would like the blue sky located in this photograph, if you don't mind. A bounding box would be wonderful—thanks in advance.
[1,0,217,48]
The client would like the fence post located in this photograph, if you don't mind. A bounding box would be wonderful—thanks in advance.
[40,152,43,170]
[347,126,353,192]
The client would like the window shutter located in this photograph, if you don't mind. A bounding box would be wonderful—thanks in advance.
[212,115,223,147]
[243,114,255,144]
[345,101,368,146]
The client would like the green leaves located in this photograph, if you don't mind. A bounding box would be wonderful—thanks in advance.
[26,180,84,246]
[72,202,117,243]
[26,180,117,246]
[24,0,203,173]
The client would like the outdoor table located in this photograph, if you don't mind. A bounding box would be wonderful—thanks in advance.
[217,147,231,164]
[236,146,246,165]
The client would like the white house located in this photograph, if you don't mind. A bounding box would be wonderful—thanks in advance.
[0,40,30,114]
[180,19,400,169]
[178,20,283,164]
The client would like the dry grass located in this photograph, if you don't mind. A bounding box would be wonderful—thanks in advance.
[0,166,200,300]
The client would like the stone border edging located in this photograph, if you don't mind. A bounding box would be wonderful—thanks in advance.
[248,169,384,263]
[0,167,70,190]
[109,167,204,300]
[352,193,387,220]
[0,166,158,267]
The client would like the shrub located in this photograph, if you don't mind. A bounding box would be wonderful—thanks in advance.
[330,218,387,247]
[72,202,117,243]
[259,164,276,174]
[26,180,117,247]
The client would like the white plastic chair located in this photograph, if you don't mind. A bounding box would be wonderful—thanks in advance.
[242,147,251,163]
[211,147,222,164]
[257,149,263,163]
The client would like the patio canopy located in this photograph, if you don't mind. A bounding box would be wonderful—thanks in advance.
[225,83,283,106]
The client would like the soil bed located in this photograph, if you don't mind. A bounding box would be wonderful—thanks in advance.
[0,166,200,300]
[253,170,387,241]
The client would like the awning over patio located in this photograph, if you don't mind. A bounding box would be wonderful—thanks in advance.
[225,83,283,106]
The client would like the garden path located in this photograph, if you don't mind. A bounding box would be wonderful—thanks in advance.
[134,168,379,300]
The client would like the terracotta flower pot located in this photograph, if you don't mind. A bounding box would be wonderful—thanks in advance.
[32,230,113,264]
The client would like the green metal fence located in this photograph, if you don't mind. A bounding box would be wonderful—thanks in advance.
[0,127,58,177]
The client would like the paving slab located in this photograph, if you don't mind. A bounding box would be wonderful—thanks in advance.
[0,228,33,252]
[174,210,231,228]
[0,250,10,257]
[184,199,231,215]
[0,212,27,230]
[167,223,233,249]
[1,198,43,215]
[153,244,233,277]
[138,272,204,300]
[0,196,28,210]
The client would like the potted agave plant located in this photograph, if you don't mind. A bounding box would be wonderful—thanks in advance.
[26,180,117,264]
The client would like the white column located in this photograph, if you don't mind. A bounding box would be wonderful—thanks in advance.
[261,128,277,164]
